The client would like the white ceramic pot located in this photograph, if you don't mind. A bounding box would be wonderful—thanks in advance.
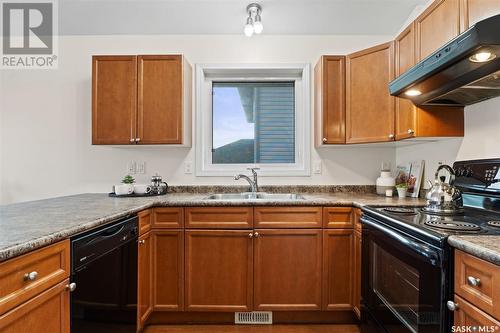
[115,184,134,195]
[376,171,396,196]
[397,187,407,198]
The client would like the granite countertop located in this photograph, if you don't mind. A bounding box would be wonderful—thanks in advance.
[0,191,425,262]
[448,236,500,266]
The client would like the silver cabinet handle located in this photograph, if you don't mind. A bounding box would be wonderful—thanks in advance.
[138,239,146,244]
[130,138,135,143]
[322,138,327,143]
[66,282,77,292]
[446,300,459,311]
[467,276,481,287]
[248,233,253,238]
[24,271,38,281]
[388,134,395,139]
[136,138,141,142]
[254,232,259,238]
[407,129,415,135]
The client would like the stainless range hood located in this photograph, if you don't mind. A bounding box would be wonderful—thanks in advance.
[389,14,500,106]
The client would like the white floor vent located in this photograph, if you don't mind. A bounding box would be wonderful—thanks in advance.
[235,311,273,324]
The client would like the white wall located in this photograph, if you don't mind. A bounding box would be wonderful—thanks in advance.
[0,34,397,204]
[395,97,500,188]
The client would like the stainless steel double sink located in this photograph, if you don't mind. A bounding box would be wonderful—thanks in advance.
[203,192,305,200]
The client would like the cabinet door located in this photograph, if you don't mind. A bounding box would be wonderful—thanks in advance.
[254,229,322,311]
[461,0,500,31]
[453,295,500,328]
[137,232,152,329]
[395,24,417,140]
[346,42,395,143]
[152,230,184,311]
[185,230,253,312]
[415,0,461,61]
[137,55,183,144]
[353,230,362,318]
[92,56,137,145]
[314,56,346,145]
[0,280,70,333]
[322,229,354,311]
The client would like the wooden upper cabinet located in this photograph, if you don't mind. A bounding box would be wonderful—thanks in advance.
[92,54,191,146]
[460,0,500,31]
[314,56,346,145]
[92,56,137,145]
[253,229,322,311]
[185,230,253,312]
[395,23,465,140]
[346,42,395,143]
[137,55,191,144]
[415,0,461,61]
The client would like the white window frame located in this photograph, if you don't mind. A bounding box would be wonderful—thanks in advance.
[195,63,311,177]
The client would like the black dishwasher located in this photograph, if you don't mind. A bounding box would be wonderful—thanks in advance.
[70,215,138,333]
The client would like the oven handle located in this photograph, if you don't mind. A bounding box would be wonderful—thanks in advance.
[361,217,441,267]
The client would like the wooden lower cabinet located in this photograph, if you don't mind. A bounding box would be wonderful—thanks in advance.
[254,229,322,311]
[138,232,153,330]
[453,295,500,328]
[0,279,70,333]
[152,230,184,311]
[185,230,253,312]
[322,229,354,311]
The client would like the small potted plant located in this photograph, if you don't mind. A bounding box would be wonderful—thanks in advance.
[121,175,135,193]
[396,183,408,198]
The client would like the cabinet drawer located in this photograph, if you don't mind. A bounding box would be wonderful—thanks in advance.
[455,250,500,318]
[323,207,353,228]
[0,240,70,315]
[453,295,500,329]
[0,279,70,333]
[254,207,322,228]
[153,207,184,228]
[185,207,253,229]
[138,209,152,234]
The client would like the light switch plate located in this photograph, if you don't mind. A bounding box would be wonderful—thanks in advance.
[127,161,136,174]
[313,160,322,174]
[137,161,146,174]
[184,161,193,174]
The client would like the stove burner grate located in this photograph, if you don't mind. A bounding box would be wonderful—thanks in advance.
[383,207,417,214]
[487,221,500,228]
[424,220,481,232]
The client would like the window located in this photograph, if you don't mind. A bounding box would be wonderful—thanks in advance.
[212,82,295,164]
[196,64,310,176]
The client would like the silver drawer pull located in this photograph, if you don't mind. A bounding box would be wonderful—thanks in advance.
[322,138,327,143]
[66,282,77,292]
[446,300,459,311]
[138,239,146,244]
[24,271,38,281]
[467,276,481,287]
[248,233,253,238]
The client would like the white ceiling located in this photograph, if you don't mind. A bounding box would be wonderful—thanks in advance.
[59,0,429,36]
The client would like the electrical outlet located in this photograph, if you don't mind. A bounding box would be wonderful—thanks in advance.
[313,160,322,174]
[127,161,136,174]
[184,161,193,174]
[137,161,146,174]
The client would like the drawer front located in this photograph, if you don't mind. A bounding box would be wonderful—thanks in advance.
[323,207,353,228]
[0,240,70,315]
[455,250,500,318]
[138,209,152,234]
[254,207,322,228]
[185,207,253,229]
[454,295,500,329]
[153,207,184,229]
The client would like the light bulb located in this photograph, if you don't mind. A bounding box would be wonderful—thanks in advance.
[404,89,422,97]
[469,51,496,63]
[253,14,263,34]
[244,16,254,37]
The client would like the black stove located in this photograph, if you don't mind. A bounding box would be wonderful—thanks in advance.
[360,158,500,333]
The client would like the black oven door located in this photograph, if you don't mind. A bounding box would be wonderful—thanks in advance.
[361,216,447,333]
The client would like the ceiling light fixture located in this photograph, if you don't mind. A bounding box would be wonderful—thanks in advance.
[244,3,263,37]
